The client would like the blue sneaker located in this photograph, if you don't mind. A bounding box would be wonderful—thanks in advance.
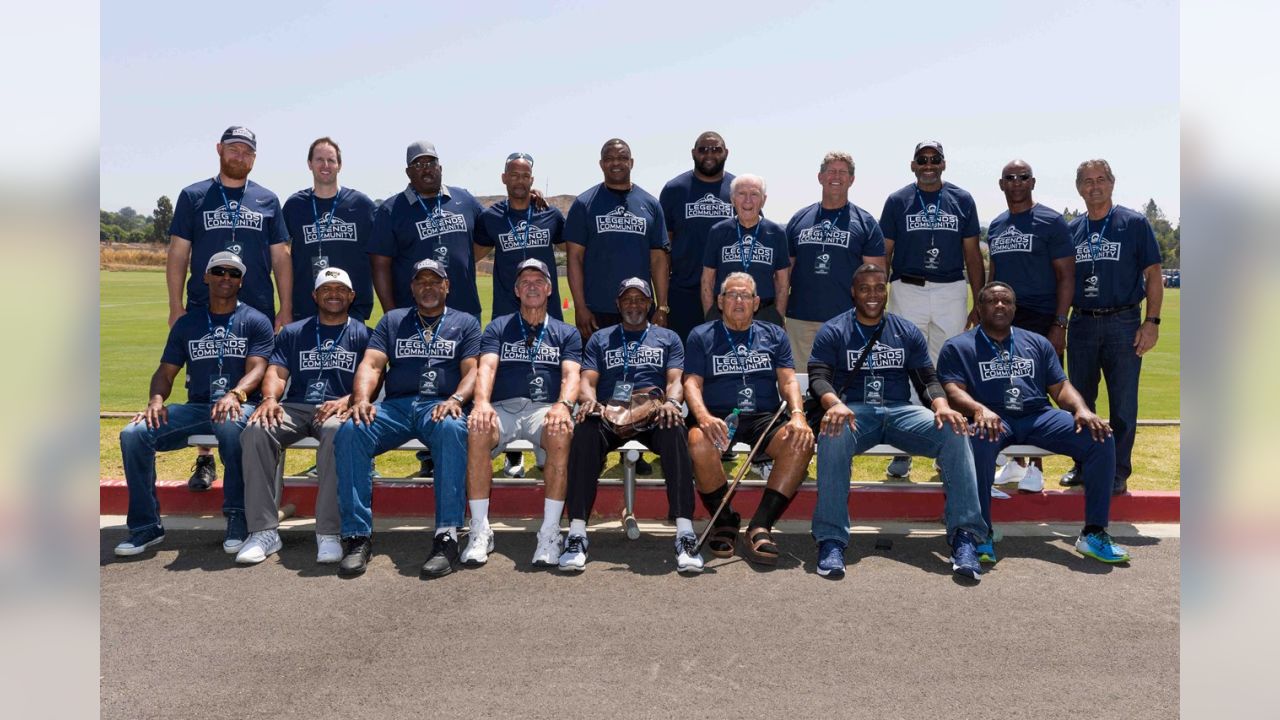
[816,540,845,578]
[114,525,165,557]
[976,539,998,564]
[223,511,248,554]
[950,530,981,580]
[1075,531,1130,563]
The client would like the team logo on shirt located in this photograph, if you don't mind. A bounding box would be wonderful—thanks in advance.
[796,221,851,248]
[498,222,553,252]
[500,342,562,365]
[595,206,648,235]
[719,242,774,266]
[685,194,733,219]
[187,326,248,361]
[847,341,905,371]
[988,226,1034,254]
[203,201,265,232]
[1074,234,1121,263]
[302,212,359,244]
[416,208,468,240]
[979,355,1035,382]
[395,336,458,360]
[603,345,665,370]
[906,205,959,232]
[299,341,358,372]
[711,346,774,375]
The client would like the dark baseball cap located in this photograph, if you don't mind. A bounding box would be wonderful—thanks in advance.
[616,277,652,298]
[913,140,944,158]
[412,258,448,279]
[407,141,439,165]
[221,126,257,151]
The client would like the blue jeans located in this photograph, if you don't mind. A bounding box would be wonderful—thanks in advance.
[812,403,986,546]
[969,408,1116,533]
[118,402,253,532]
[1067,306,1142,482]
[334,396,467,538]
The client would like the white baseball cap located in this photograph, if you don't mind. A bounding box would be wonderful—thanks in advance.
[313,267,353,290]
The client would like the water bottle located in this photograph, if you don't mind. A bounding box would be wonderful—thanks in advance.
[718,408,742,451]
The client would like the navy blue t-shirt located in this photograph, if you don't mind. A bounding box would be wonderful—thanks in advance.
[879,182,980,283]
[582,323,684,400]
[659,171,735,289]
[160,303,275,404]
[169,178,289,317]
[809,311,931,405]
[702,218,790,301]
[270,316,371,404]
[368,185,484,315]
[937,327,1067,420]
[368,307,482,400]
[282,188,377,321]
[986,203,1074,315]
[474,200,565,320]
[480,313,583,403]
[564,183,669,314]
[785,202,886,323]
[1068,204,1162,310]
[684,320,793,415]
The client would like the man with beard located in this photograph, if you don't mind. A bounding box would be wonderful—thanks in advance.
[808,264,984,580]
[660,131,735,341]
[701,173,790,327]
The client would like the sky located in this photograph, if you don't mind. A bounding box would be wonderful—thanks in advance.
[101,0,1179,224]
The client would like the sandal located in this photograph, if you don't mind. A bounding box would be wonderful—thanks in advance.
[745,527,779,566]
[706,525,738,558]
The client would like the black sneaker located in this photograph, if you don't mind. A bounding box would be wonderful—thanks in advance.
[1059,464,1083,487]
[416,457,434,478]
[1112,478,1128,496]
[634,455,653,475]
[338,536,372,576]
[187,454,217,491]
[421,533,460,577]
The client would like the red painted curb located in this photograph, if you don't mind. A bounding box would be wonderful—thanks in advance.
[100,479,1179,523]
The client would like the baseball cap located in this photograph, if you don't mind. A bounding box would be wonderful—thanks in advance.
[314,267,353,291]
[407,141,439,165]
[913,140,944,158]
[412,258,448,279]
[221,126,257,151]
[515,258,551,281]
[206,251,247,275]
[616,277,652,299]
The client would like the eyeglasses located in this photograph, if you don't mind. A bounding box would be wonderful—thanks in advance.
[721,291,756,301]
[914,155,944,166]
[695,146,726,154]
[1002,173,1033,182]
[209,267,242,279]
[506,152,534,166]
[409,158,439,170]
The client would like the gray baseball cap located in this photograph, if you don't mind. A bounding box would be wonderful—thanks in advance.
[412,258,448,279]
[406,141,439,165]
[515,257,551,281]
[205,250,247,275]
[616,277,652,298]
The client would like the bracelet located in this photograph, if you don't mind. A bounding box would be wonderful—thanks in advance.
[558,399,574,412]
[666,398,682,408]
[450,393,465,404]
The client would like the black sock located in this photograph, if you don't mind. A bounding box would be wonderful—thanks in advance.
[750,488,792,531]
[698,485,739,528]
[1082,524,1105,536]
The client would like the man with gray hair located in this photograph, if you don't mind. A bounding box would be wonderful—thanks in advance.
[784,151,886,368]
[701,174,790,327]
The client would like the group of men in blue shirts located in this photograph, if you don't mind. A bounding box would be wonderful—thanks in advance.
[114,126,1164,581]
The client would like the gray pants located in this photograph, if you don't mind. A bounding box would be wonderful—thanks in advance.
[240,402,342,535]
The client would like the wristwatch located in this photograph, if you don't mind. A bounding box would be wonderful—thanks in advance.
[1144,317,1161,325]
[230,388,248,403]
[657,305,670,314]
[1053,314,1069,329]
[449,393,465,404]
[790,408,804,416]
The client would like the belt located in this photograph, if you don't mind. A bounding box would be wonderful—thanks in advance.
[1073,303,1139,317]
[896,275,926,287]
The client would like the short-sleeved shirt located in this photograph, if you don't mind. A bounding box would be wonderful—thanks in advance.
[1067,204,1162,310]
[368,307,482,400]
[480,313,583,403]
[564,183,669,314]
[809,311,931,405]
[160,303,275,403]
[785,202,886,323]
[659,171,736,289]
[270,316,372,403]
[582,323,684,401]
[684,320,793,415]
[703,218,790,301]
[879,182,980,283]
[281,187,377,321]
[368,185,485,316]
[937,326,1066,420]
[474,200,566,320]
[986,203,1074,315]
[169,178,290,317]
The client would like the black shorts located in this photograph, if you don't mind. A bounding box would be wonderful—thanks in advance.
[687,409,787,460]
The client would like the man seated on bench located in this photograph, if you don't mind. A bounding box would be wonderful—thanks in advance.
[559,277,701,573]
[334,258,481,577]
[236,267,370,565]
[684,272,813,566]
[115,251,274,556]
[465,258,582,569]
[937,281,1127,564]
[808,263,985,580]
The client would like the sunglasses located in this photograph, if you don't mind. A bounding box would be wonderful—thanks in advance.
[695,146,726,154]
[209,267,243,279]
[1002,173,1033,182]
[914,155,944,165]
[409,158,439,170]
[506,152,534,166]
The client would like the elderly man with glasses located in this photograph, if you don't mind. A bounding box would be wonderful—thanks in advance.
[700,173,790,328]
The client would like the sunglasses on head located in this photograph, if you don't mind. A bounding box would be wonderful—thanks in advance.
[506,152,534,165]
[914,154,944,165]
[209,267,242,279]
[1003,173,1033,182]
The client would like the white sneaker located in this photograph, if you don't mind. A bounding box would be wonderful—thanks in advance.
[532,528,563,567]
[1017,465,1045,493]
[995,453,1009,468]
[504,454,526,478]
[991,485,1011,500]
[558,534,588,572]
[462,523,495,566]
[316,534,342,564]
[675,534,704,574]
[753,460,773,483]
[995,460,1028,484]
[235,529,282,565]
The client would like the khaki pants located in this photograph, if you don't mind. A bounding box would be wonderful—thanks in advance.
[786,317,824,370]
